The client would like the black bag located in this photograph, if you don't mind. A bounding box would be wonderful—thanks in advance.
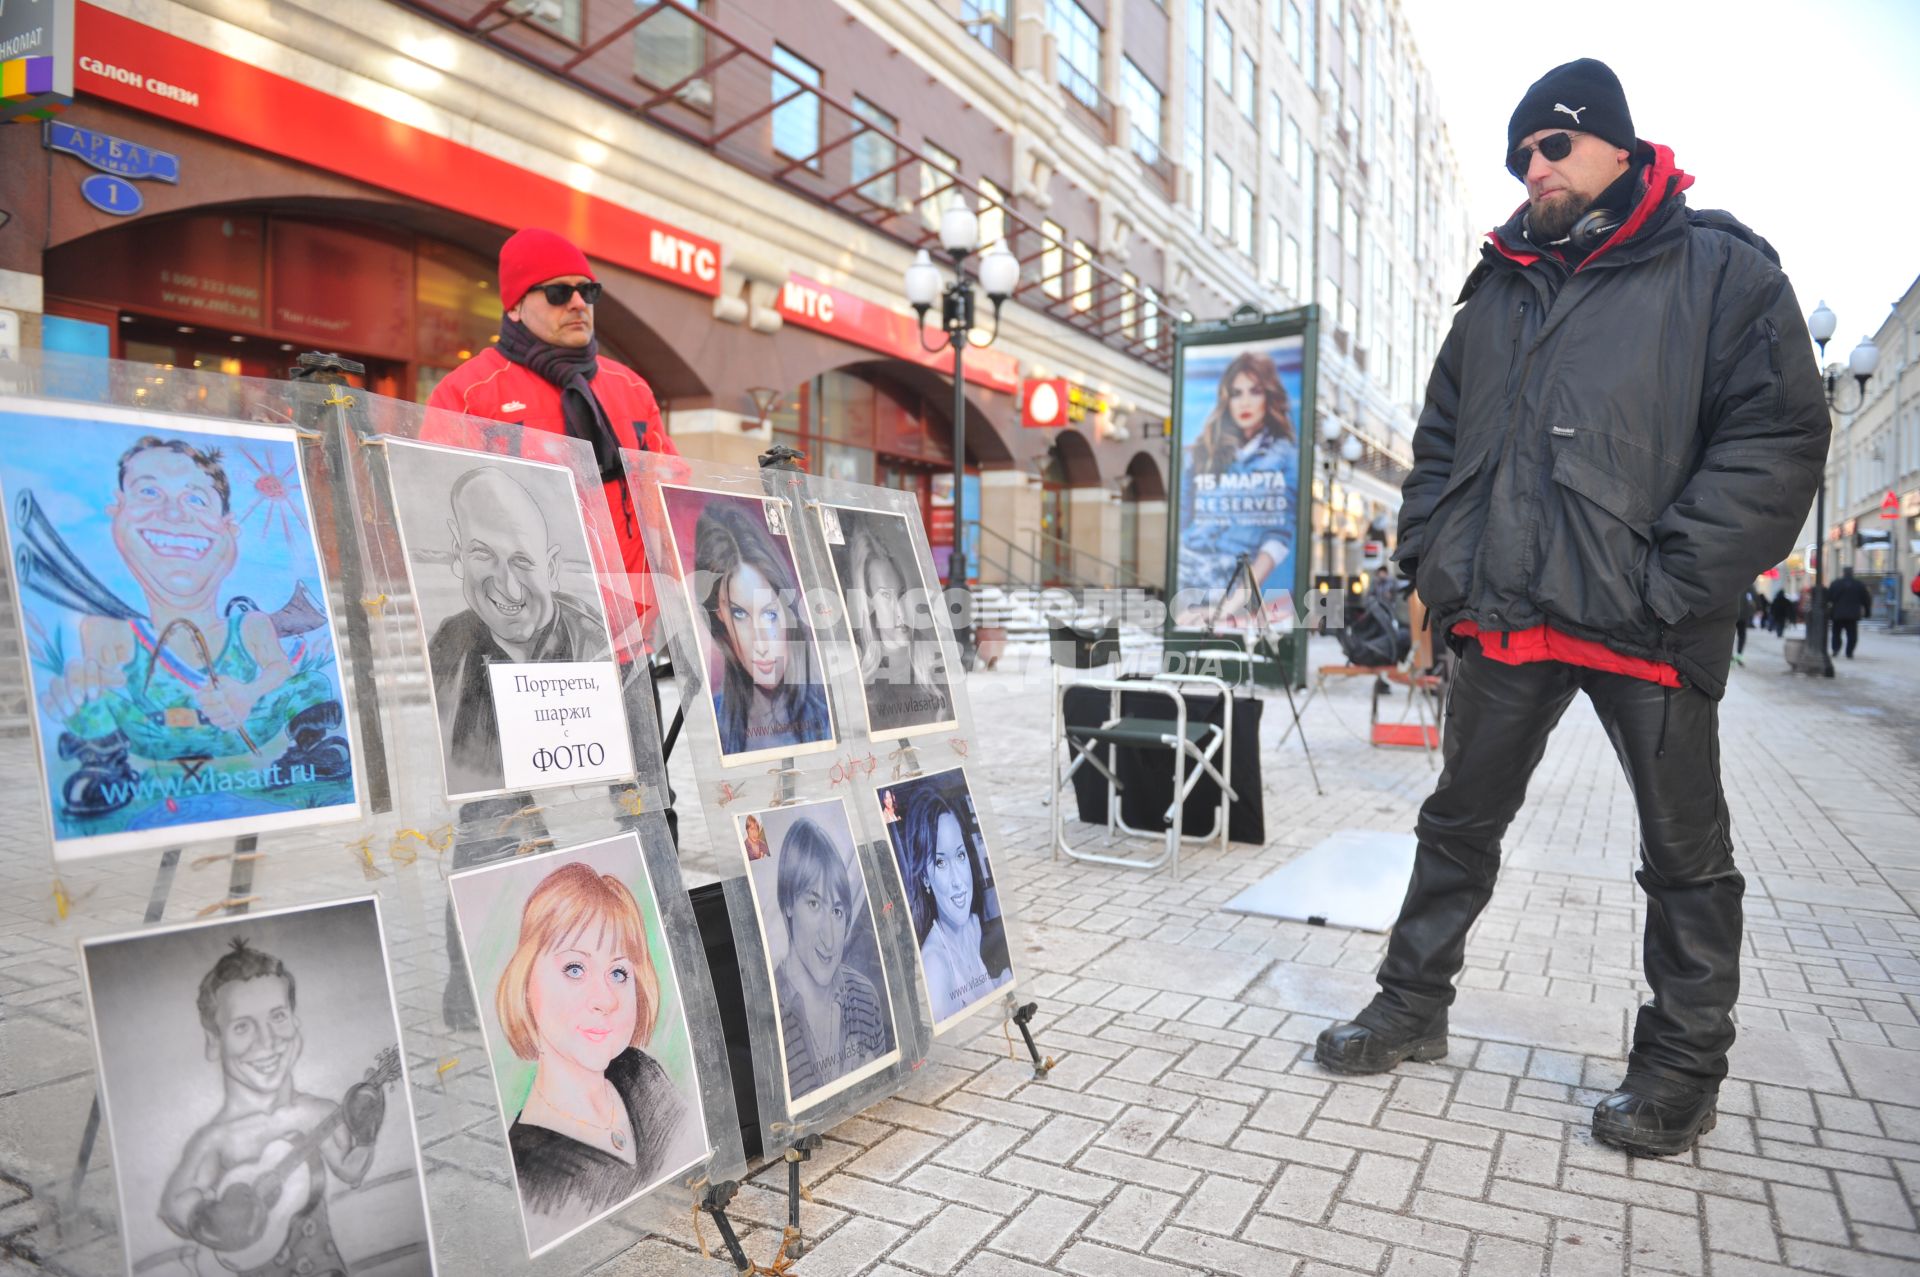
[1338,592,1410,667]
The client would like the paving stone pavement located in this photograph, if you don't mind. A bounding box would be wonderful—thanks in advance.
[4,629,1918,1276]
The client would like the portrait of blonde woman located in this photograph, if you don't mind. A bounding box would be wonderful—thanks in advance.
[451,837,707,1256]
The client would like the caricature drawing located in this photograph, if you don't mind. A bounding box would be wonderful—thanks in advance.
[0,405,357,855]
[380,441,616,800]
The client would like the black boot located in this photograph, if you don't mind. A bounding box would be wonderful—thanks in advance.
[1591,1073,1717,1157]
[1315,1007,1448,1075]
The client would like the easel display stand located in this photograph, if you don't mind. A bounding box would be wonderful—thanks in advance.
[0,350,746,1276]
[624,445,1054,1261]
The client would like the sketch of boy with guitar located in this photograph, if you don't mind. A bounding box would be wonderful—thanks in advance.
[149,938,397,1277]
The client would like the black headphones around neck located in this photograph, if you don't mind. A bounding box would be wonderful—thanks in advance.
[1525,206,1622,254]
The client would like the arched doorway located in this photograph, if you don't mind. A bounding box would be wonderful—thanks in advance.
[768,361,1014,581]
[40,204,704,408]
[1120,451,1168,589]
[1041,430,1102,583]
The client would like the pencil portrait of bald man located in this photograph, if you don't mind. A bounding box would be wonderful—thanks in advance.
[421,463,610,795]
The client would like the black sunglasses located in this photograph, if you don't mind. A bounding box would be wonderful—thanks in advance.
[532,280,603,306]
[1506,131,1579,179]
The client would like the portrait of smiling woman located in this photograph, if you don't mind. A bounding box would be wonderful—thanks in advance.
[450,836,708,1256]
[879,768,1014,1029]
[739,799,900,1111]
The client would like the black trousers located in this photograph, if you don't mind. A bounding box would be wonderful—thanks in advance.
[1366,645,1743,1090]
[1831,618,1859,657]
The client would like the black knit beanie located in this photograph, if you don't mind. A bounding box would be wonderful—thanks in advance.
[1507,58,1635,156]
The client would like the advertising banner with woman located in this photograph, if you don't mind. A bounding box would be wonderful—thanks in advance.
[1167,311,1317,642]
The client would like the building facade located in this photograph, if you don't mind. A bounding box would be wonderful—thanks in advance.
[1,0,1476,593]
[1822,275,1920,620]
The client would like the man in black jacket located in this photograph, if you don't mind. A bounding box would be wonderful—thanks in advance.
[1826,567,1872,658]
[1313,60,1829,1157]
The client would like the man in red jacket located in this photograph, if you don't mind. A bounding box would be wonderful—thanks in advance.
[429,229,680,1030]
[428,227,676,629]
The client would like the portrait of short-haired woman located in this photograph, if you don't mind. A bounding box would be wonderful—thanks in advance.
[739,800,899,1110]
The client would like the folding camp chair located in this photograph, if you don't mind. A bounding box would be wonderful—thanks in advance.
[1050,621,1236,878]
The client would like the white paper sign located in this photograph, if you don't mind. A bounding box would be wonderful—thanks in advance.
[487,660,635,790]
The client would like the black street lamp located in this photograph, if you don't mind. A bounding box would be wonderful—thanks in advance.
[1803,300,1880,677]
[906,206,1020,669]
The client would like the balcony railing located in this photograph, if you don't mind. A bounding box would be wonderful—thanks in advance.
[960,15,1014,64]
[389,0,1173,370]
[1129,127,1176,196]
[1056,62,1115,143]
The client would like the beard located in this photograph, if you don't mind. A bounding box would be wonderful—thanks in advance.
[1527,188,1595,242]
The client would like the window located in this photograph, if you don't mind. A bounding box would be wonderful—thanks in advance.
[1184,0,1207,229]
[1322,169,1340,234]
[634,0,708,109]
[1237,51,1256,120]
[510,0,580,42]
[1325,73,1342,132]
[1319,274,1339,319]
[1120,57,1165,164]
[1211,155,1233,237]
[920,142,961,233]
[1262,215,1281,282]
[1342,201,1359,252]
[1345,4,1361,66]
[1284,0,1303,64]
[1047,0,1104,110]
[1041,219,1066,299]
[1283,114,1302,181]
[1283,233,1301,298]
[978,178,1007,249]
[1144,284,1161,349]
[961,0,1010,50]
[1235,184,1255,256]
[771,46,822,167]
[1121,270,1139,337]
[851,97,898,208]
[1071,240,1094,311]
[1341,295,1359,339]
[1267,92,1283,157]
[1213,14,1234,92]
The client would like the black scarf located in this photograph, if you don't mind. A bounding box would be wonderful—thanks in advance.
[496,314,627,482]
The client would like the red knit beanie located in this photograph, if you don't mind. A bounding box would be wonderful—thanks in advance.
[498,228,596,305]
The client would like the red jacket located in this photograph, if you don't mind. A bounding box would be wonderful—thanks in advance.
[426,347,677,646]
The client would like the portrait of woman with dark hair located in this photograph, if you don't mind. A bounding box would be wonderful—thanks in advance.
[880,769,1013,1027]
[1177,346,1301,619]
[689,498,831,760]
[828,507,954,739]
[738,799,899,1110]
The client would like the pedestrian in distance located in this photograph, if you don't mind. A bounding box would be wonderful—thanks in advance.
[1314,59,1829,1159]
[1827,566,1871,659]
[1769,587,1793,636]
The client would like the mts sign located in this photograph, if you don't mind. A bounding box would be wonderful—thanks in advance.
[648,229,719,290]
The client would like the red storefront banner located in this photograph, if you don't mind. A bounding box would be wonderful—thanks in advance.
[72,3,722,297]
[777,276,1020,393]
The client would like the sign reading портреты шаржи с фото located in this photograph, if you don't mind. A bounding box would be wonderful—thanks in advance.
[487,661,635,791]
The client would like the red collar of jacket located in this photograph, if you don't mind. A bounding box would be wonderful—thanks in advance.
[1485,141,1695,273]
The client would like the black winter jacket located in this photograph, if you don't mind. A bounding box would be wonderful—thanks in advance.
[1827,574,1872,622]
[1396,143,1830,698]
